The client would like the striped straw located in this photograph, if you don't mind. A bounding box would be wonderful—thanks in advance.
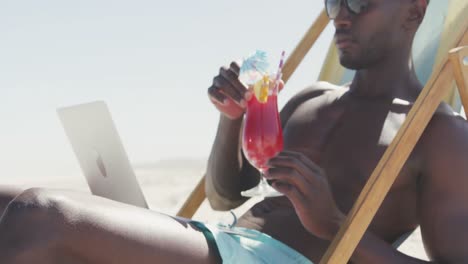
[273,51,286,94]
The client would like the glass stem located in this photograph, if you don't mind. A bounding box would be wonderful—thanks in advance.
[259,173,270,189]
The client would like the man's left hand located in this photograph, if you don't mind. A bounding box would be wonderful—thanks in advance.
[265,151,345,240]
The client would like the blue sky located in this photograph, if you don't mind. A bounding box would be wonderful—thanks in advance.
[0,0,334,179]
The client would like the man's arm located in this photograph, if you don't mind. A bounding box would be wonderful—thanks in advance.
[205,80,330,210]
[417,114,468,263]
[346,114,468,264]
[205,61,259,210]
[205,114,259,210]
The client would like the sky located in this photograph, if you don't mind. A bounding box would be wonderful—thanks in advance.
[0,0,335,179]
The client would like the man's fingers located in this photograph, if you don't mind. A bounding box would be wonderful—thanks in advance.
[208,85,227,104]
[271,181,291,194]
[230,61,241,75]
[208,93,245,119]
[267,155,321,187]
[266,167,313,195]
[278,151,324,174]
[272,182,306,206]
[219,66,247,104]
[212,75,244,105]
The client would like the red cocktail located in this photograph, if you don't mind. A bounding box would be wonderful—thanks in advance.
[242,94,283,172]
[239,50,285,197]
[241,88,283,197]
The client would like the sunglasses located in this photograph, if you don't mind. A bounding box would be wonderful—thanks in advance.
[325,0,370,19]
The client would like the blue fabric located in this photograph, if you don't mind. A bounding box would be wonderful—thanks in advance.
[191,221,313,264]
[412,0,449,86]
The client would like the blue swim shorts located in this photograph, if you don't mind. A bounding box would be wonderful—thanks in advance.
[190,221,313,264]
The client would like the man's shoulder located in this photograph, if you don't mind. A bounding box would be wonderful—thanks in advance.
[285,81,347,107]
[420,103,468,158]
[427,103,467,136]
[293,81,346,98]
[280,82,347,122]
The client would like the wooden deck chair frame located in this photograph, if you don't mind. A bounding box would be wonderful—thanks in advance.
[177,8,468,264]
[320,27,468,264]
[176,10,330,219]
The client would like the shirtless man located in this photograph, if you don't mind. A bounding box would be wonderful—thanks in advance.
[0,0,467,263]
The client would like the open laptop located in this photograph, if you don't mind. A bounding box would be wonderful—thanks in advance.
[57,101,149,209]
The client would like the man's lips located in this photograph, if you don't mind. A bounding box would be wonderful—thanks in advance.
[335,36,355,49]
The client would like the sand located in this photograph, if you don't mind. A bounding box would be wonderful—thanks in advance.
[3,161,429,261]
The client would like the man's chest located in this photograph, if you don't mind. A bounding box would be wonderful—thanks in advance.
[282,98,420,215]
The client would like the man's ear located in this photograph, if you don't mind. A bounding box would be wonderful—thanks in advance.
[403,0,427,31]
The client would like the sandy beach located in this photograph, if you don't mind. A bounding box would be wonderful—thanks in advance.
[3,159,429,261]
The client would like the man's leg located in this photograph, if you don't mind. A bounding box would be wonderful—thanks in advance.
[0,186,23,215]
[0,188,221,264]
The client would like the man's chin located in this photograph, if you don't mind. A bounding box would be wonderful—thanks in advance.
[337,44,368,70]
[339,57,360,70]
[338,54,368,70]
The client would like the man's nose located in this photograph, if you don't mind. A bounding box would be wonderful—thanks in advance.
[333,1,352,29]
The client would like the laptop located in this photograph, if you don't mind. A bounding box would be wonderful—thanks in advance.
[57,101,149,209]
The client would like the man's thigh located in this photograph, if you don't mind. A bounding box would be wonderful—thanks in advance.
[3,189,220,264]
[0,185,23,215]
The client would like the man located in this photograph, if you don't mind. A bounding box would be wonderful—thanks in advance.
[206,0,468,263]
[0,0,466,263]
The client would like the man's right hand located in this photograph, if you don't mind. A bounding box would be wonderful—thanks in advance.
[207,61,251,120]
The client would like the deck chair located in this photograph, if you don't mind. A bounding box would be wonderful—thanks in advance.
[178,1,468,263]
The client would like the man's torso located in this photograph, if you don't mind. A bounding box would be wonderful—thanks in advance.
[236,84,429,262]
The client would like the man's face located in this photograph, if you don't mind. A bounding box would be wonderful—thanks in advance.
[332,0,408,70]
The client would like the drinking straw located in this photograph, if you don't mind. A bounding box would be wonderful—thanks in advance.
[273,51,286,94]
